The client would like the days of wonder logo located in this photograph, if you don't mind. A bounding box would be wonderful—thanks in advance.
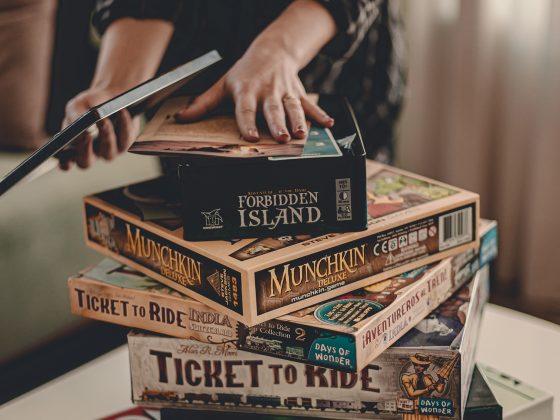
[238,190,321,230]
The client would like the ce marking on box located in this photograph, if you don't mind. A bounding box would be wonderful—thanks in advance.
[373,239,395,256]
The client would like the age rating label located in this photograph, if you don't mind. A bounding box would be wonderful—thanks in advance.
[335,178,352,221]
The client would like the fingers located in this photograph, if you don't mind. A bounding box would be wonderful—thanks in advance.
[115,110,136,152]
[59,159,73,171]
[97,119,118,160]
[234,93,259,142]
[263,96,290,143]
[301,96,335,128]
[283,96,307,139]
[175,79,225,122]
[75,133,95,169]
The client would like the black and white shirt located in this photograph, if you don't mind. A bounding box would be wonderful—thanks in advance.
[92,0,406,161]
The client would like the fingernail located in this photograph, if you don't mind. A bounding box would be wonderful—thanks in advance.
[277,129,291,142]
[295,125,307,136]
[248,128,259,139]
[326,117,335,127]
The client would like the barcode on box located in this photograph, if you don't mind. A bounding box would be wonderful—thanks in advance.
[439,207,472,251]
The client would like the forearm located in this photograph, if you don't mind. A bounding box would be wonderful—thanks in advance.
[249,0,337,69]
[91,18,174,92]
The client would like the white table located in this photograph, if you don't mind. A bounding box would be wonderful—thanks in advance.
[1,304,558,420]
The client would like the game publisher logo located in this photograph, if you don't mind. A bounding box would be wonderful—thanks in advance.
[88,212,118,252]
[201,208,224,230]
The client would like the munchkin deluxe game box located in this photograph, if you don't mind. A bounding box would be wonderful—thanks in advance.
[83,161,479,325]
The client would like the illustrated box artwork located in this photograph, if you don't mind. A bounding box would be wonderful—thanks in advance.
[83,160,479,326]
[68,220,496,372]
[160,366,504,419]
[131,95,324,160]
[237,220,497,371]
[128,265,490,419]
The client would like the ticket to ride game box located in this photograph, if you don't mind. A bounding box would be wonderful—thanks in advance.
[83,160,479,325]
[158,365,503,420]
[128,265,490,419]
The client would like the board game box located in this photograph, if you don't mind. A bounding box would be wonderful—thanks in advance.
[173,96,369,240]
[237,219,496,371]
[68,220,496,371]
[67,259,238,343]
[160,365,503,420]
[83,160,479,325]
[480,364,553,420]
[130,95,314,159]
[463,365,503,420]
[128,265,489,419]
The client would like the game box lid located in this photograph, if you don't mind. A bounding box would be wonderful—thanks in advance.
[0,50,222,197]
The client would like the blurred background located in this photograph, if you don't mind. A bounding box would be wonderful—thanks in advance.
[0,0,559,402]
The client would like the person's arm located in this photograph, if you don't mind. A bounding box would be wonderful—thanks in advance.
[61,17,173,169]
[314,0,381,60]
[175,0,338,143]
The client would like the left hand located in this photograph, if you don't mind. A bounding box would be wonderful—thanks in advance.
[174,45,334,144]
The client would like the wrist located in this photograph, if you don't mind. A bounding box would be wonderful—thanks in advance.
[89,77,140,97]
[249,0,336,70]
[247,34,303,70]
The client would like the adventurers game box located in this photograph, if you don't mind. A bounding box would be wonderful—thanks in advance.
[237,220,496,371]
[127,265,489,419]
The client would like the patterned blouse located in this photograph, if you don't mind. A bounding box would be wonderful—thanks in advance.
[92,0,406,161]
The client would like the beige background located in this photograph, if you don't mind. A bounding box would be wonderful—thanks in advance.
[397,0,560,307]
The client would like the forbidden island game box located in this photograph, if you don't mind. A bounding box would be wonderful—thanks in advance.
[70,220,496,372]
[128,265,490,419]
[131,95,369,241]
[83,160,479,326]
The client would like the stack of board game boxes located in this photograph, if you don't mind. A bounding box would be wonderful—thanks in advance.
[69,94,500,419]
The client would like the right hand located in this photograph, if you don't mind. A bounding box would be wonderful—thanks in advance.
[60,88,139,170]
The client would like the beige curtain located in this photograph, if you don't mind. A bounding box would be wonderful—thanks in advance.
[396,0,560,303]
[0,0,57,149]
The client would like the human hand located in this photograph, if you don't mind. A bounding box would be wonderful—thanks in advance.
[174,46,335,144]
[59,88,139,170]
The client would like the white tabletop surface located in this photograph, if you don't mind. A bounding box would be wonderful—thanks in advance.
[1,303,558,420]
